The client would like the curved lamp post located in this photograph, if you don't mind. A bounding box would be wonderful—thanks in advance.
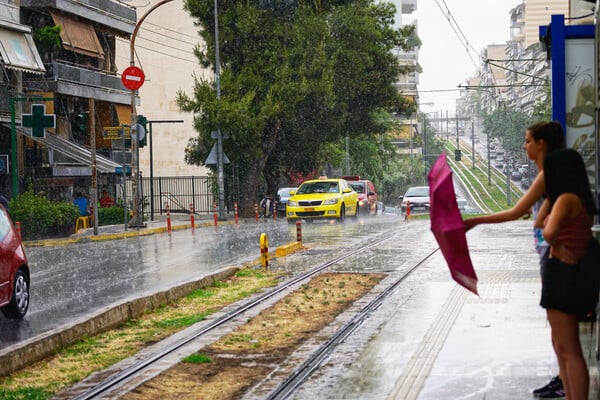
[129,0,175,228]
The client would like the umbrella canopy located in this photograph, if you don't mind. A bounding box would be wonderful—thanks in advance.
[428,152,478,295]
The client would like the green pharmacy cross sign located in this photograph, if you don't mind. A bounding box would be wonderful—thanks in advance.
[22,104,55,138]
[10,97,54,198]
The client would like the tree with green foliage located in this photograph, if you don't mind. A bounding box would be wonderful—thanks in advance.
[482,107,531,162]
[179,0,417,215]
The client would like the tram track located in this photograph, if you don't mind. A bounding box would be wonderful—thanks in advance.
[264,246,440,400]
[72,227,439,400]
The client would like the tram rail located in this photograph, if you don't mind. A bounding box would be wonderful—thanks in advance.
[73,228,435,399]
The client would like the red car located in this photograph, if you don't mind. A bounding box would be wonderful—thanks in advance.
[344,176,378,216]
[0,205,30,319]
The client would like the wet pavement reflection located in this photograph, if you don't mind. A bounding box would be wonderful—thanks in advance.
[0,214,406,350]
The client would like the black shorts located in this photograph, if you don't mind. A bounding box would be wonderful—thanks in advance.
[540,247,600,320]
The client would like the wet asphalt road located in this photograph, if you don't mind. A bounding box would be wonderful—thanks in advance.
[0,214,404,350]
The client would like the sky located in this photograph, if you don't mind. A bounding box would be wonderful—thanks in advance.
[411,0,522,115]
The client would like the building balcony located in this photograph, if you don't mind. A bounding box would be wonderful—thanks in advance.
[21,0,136,34]
[24,61,131,104]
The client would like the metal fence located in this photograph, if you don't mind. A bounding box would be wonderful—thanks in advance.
[140,176,215,216]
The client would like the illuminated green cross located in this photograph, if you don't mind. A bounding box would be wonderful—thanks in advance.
[22,104,55,138]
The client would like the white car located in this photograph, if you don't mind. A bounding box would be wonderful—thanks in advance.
[400,186,430,214]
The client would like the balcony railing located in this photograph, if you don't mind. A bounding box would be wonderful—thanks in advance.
[24,61,130,103]
[21,0,136,34]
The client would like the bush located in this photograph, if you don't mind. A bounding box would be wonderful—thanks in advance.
[98,206,126,226]
[9,189,79,240]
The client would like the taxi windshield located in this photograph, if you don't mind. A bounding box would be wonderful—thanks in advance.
[298,182,339,194]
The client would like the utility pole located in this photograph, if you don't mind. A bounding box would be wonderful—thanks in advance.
[471,120,475,169]
[89,98,98,235]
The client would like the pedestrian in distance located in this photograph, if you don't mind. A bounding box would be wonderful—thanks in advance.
[73,191,90,216]
[535,148,596,400]
[99,189,114,208]
[463,121,566,398]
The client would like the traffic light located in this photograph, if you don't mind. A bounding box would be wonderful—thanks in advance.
[454,149,461,161]
[137,115,148,148]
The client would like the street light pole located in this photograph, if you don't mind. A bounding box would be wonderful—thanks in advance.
[129,0,175,228]
[214,0,226,220]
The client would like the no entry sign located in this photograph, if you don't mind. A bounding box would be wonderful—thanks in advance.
[121,66,145,90]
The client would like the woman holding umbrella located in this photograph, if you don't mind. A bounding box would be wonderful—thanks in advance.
[463,120,566,397]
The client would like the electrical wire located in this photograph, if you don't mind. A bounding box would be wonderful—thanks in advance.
[433,0,482,73]
[485,60,549,82]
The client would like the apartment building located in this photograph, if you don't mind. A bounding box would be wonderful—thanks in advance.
[0,0,136,201]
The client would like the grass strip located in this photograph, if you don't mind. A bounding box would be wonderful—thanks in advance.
[0,269,284,400]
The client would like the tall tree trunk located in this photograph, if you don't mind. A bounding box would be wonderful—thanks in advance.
[238,118,281,217]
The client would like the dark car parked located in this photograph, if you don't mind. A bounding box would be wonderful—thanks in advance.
[0,205,30,319]
[276,187,297,218]
[510,171,522,181]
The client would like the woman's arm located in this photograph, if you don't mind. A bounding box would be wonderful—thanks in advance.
[464,171,546,231]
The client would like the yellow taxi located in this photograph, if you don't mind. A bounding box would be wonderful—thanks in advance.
[286,178,359,223]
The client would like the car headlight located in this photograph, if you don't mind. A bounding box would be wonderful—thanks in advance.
[359,200,366,206]
[288,200,297,207]
[323,198,339,205]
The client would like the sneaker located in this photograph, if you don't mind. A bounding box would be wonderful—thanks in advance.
[538,387,565,398]
[533,376,562,396]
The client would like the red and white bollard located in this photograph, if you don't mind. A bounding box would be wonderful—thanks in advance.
[189,203,195,228]
[296,221,302,243]
[255,203,259,222]
[165,202,172,233]
[15,221,21,241]
[405,200,411,220]
[213,202,218,226]
[234,202,239,225]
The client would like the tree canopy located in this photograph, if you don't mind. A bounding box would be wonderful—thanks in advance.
[179,0,417,214]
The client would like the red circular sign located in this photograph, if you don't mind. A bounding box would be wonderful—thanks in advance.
[121,66,145,90]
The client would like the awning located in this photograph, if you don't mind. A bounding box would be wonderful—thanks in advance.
[114,104,132,125]
[50,11,105,59]
[0,28,45,74]
[8,124,120,174]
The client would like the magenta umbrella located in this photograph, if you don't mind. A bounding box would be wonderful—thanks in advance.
[428,152,478,295]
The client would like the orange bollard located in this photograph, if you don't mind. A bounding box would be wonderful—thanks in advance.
[273,201,277,220]
[213,202,218,226]
[189,203,195,228]
[255,203,259,222]
[234,202,239,224]
[165,202,172,232]
[405,200,411,220]
[15,221,21,241]
[296,221,302,243]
